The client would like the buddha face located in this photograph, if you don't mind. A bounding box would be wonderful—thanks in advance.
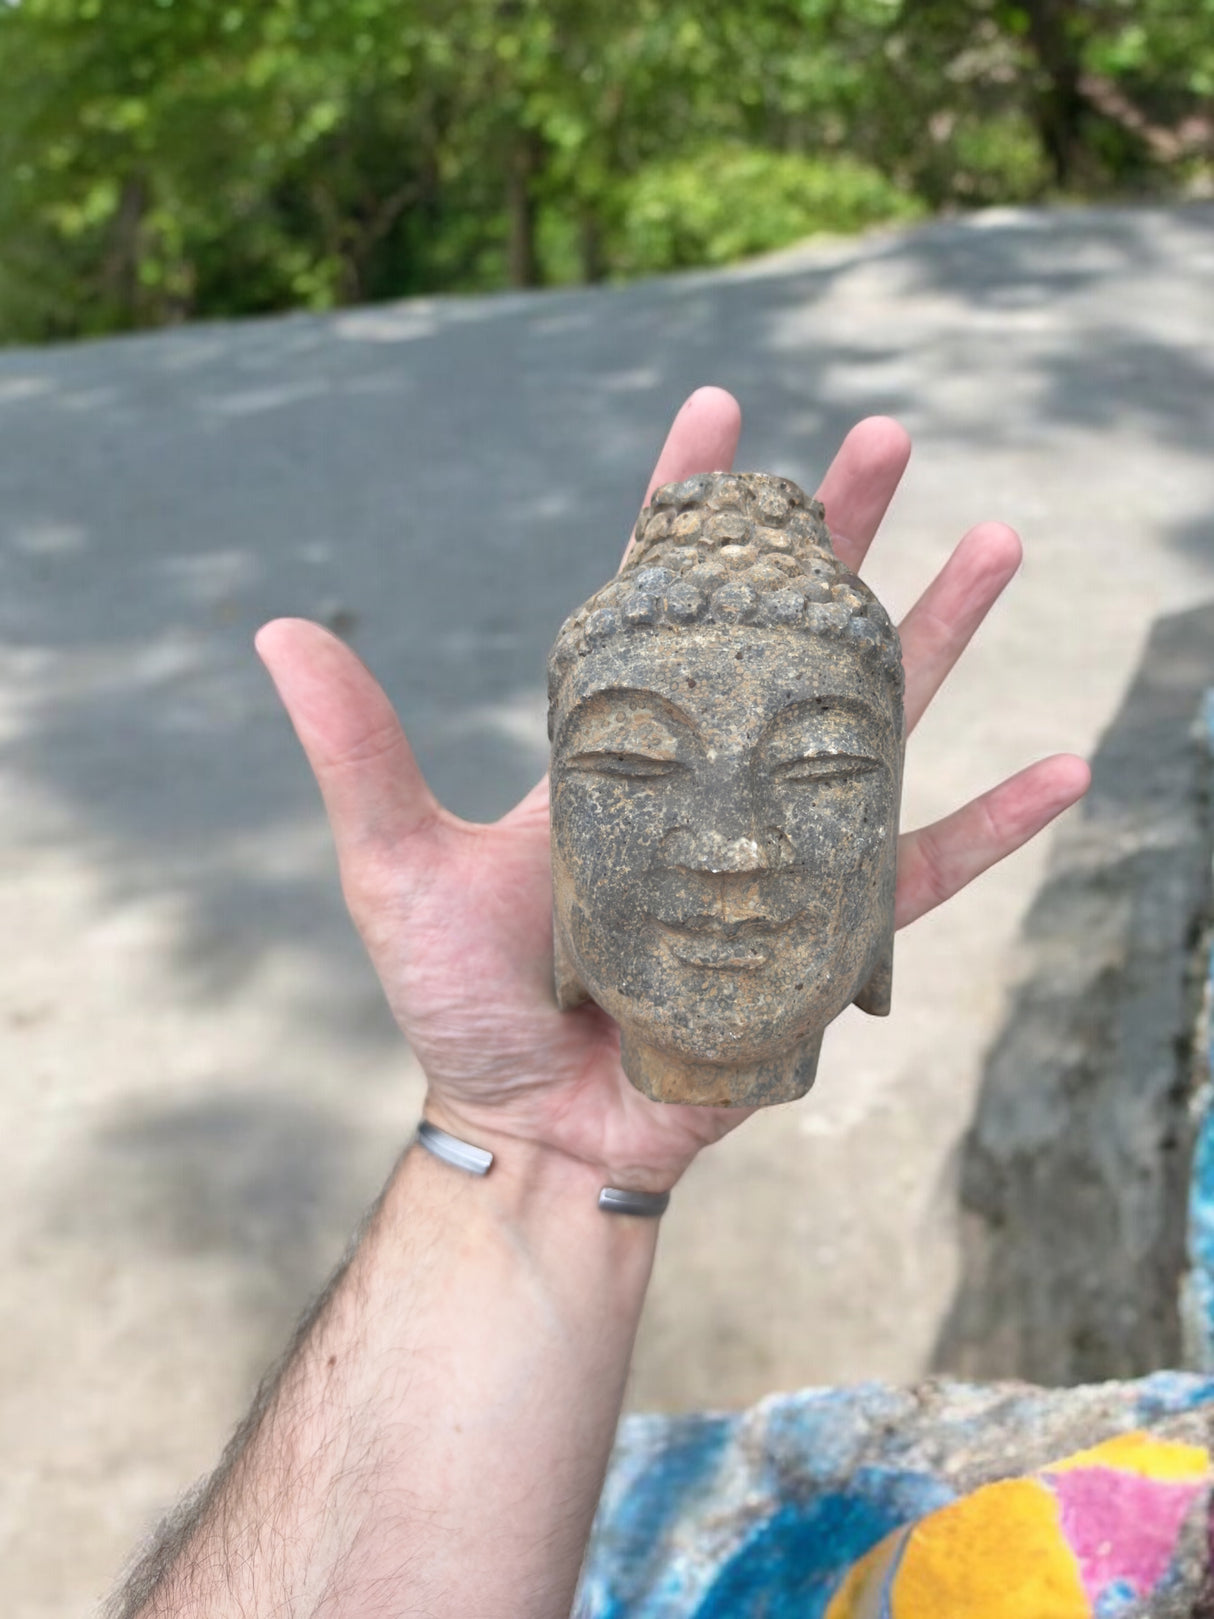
[550,625,902,1093]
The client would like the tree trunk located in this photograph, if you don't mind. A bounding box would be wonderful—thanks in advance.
[578,204,605,284]
[1020,0,1088,187]
[102,174,148,327]
[506,130,541,288]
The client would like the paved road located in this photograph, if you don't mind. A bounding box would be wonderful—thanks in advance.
[3,204,1214,1616]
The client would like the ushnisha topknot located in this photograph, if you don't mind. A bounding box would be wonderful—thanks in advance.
[547,470,903,705]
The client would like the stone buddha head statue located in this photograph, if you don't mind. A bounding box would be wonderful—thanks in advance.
[547,471,904,1107]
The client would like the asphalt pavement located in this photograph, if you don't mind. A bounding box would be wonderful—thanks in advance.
[3,203,1214,1615]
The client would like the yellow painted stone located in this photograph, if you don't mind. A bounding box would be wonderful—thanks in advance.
[823,1434,1211,1617]
[891,1480,1088,1619]
[825,1479,1090,1619]
[1045,1431,1209,1482]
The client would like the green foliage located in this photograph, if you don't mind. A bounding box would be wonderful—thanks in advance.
[939,113,1053,206]
[613,146,923,275]
[0,0,1209,344]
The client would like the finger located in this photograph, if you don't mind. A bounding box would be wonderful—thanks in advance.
[621,386,743,567]
[539,387,741,807]
[503,774,550,836]
[895,754,1091,929]
[255,618,442,863]
[901,522,1023,734]
[814,416,912,574]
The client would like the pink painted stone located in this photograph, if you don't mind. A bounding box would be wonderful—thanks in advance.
[1045,1466,1204,1605]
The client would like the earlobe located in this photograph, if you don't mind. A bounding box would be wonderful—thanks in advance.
[853,936,893,1017]
[553,919,591,1010]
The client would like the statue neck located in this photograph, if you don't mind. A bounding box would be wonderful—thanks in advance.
[618,1031,822,1108]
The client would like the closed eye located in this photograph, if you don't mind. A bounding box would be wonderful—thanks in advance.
[566,751,686,779]
[775,753,879,782]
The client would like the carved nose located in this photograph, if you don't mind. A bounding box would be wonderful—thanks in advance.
[660,761,788,874]
[693,830,768,874]
[661,824,790,873]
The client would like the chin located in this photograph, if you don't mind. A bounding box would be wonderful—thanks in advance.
[613,1005,819,1066]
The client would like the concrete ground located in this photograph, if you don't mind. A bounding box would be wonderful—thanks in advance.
[3,203,1214,1616]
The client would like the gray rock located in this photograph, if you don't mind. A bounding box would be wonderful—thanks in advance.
[937,604,1214,1384]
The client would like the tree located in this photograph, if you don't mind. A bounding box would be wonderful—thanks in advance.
[0,0,1208,344]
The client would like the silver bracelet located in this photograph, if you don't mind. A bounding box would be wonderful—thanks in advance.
[597,1185,671,1218]
[416,1120,493,1176]
[414,1121,671,1216]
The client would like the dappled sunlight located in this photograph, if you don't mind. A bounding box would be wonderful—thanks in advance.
[1,205,1212,1048]
[3,214,1214,1574]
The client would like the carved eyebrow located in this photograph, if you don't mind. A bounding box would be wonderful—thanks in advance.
[761,694,887,742]
[556,686,701,749]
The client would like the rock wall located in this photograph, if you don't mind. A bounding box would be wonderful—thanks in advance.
[936,603,1214,1384]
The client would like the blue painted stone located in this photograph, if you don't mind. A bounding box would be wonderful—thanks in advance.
[577,1377,1214,1617]
[1183,692,1214,1368]
[690,1470,950,1619]
[1132,1368,1214,1422]
[1183,695,1214,1369]
[1094,1577,1138,1617]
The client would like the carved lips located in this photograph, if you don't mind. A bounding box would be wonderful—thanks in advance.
[656,917,794,971]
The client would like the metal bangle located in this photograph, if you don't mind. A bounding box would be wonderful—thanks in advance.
[416,1120,671,1215]
[416,1120,494,1177]
[598,1185,671,1218]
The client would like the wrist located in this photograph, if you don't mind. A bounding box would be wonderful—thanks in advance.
[419,1092,683,1203]
[391,1107,662,1314]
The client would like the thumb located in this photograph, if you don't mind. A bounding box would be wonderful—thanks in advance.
[255,619,442,870]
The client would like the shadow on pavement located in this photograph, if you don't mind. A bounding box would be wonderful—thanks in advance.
[2,205,1213,1053]
[44,1084,378,1380]
[4,209,1214,1366]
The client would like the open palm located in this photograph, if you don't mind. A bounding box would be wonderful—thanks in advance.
[256,390,1089,1192]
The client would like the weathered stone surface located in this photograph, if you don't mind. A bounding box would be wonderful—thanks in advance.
[1183,760,1214,1373]
[937,605,1214,1385]
[578,1373,1214,1617]
[547,472,905,1107]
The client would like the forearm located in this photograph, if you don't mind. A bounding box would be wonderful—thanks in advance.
[126,1123,659,1619]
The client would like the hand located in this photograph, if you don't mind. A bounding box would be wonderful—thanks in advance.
[256,388,1089,1191]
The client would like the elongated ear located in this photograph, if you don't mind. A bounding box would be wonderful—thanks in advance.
[553,917,591,1010]
[853,937,893,1017]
